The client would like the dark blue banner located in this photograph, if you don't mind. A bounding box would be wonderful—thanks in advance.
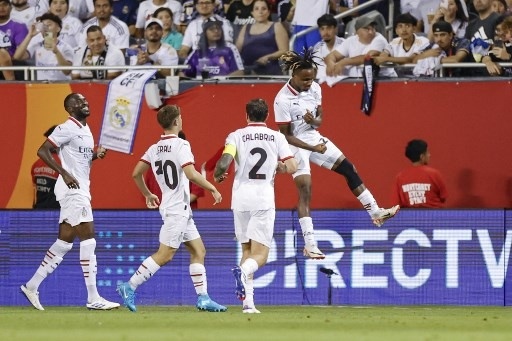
[1,210,510,306]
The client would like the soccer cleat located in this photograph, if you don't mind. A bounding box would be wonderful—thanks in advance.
[196,294,227,312]
[117,282,137,312]
[242,305,261,314]
[231,265,247,300]
[372,205,400,227]
[303,245,325,260]
[20,285,44,311]
[86,297,120,310]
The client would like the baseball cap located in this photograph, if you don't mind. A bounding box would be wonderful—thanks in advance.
[355,16,377,31]
[0,0,10,4]
[432,21,453,34]
[145,18,163,30]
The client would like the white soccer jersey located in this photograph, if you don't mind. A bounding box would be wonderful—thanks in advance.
[225,123,293,211]
[274,80,322,140]
[182,15,234,50]
[312,36,345,82]
[48,117,95,201]
[79,17,130,49]
[60,15,83,48]
[141,134,195,219]
[135,0,182,29]
[292,0,329,27]
[384,34,430,58]
[72,44,126,78]
[10,7,37,27]
[130,42,178,66]
[335,33,388,77]
[27,37,75,81]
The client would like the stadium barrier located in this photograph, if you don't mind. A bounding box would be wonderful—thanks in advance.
[1,209,511,307]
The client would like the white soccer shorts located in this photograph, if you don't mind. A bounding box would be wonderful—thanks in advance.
[58,194,93,227]
[160,215,200,249]
[233,209,275,248]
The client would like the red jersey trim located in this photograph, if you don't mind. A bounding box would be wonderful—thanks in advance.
[140,159,150,165]
[68,116,84,128]
[161,134,178,140]
[286,82,299,96]
[181,161,194,168]
[47,138,58,148]
[248,123,267,127]
[280,156,294,162]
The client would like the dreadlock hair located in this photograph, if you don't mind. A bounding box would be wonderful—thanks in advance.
[279,48,320,75]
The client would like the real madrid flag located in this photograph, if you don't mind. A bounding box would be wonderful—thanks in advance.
[99,69,157,154]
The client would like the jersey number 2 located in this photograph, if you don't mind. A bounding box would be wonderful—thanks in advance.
[155,160,178,190]
[249,147,267,180]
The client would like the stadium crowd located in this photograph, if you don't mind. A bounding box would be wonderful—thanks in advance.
[1,0,512,81]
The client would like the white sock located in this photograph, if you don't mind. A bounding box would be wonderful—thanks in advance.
[26,239,72,292]
[357,189,380,216]
[299,217,316,247]
[243,274,255,308]
[190,263,208,295]
[240,258,259,277]
[80,239,100,303]
[129,256,161,290]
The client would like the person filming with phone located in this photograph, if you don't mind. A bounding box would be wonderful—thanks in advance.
[13,12,74,81]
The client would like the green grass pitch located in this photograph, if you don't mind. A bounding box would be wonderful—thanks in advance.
[1,306,511,341]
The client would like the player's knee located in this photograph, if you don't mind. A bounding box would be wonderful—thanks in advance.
[334,159,363,190]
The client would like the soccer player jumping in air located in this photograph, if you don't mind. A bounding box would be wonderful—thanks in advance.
[274,50,399,260]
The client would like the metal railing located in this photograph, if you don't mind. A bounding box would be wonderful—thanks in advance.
[288,0,394,51]
[0,65,189,81]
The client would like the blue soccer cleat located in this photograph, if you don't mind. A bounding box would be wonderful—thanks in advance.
[117,282,137,312]
[231,265,247,301]
[196,294,227,312]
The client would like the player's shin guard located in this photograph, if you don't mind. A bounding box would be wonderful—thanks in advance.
[26,239,72,291]
[80,238,100,302]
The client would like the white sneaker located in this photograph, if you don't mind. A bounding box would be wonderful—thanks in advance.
[372,205,400,227]
[243,305,261,314]
[86,297,120,310]
[20,285,44,311]
[303,245,325,259]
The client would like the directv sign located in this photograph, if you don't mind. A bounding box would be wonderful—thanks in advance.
[1,210,510,306]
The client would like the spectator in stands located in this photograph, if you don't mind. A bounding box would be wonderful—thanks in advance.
[289,0,329,53]
[179,0,233,60]
[135,0,182,39]
[72,25,125,80]
[0,48,14,80]
[130,18,179,78]
[404,0,443,34]
[324,16,388,78]
[112,0,140,38]
[236,0,287,75]
[79,0,131,51]
[153,6,183,50]
[13,13,75,81]
[10,0,37,27]
[492,0,509,13]
[32,126,60,209]
[481,14,512,75]
[49,0,83,49]
[374,13,430,77]
[312,13,344,83]
[465,0,500,75]
[413,20,470,77]
[178,0,196,34]
[428,0,470,41]
[0,0,28,58]
[392,139,447,208]
[182,18,244,78]
[226,0,255,41]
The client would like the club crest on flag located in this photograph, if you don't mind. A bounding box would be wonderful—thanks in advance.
[109,97,132,129]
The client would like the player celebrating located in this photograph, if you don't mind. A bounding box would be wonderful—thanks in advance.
[20,93,119,310]
[214,98,297,313]
[117,104,227,313]
[274,50,400,260]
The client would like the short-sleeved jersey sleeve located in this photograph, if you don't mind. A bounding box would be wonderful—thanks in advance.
[48,123,72,148]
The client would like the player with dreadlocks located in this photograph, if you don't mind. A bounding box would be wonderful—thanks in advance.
[274,49,399,259]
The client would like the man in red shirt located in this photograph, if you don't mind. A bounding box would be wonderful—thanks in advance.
[392,139,447,208]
